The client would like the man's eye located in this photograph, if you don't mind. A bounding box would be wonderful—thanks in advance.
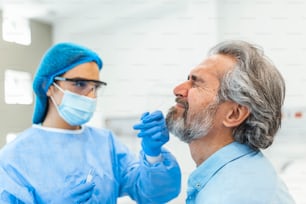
[191,81,198,87]
[74,80,87,88]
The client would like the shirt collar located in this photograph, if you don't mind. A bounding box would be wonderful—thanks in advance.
[187,142,255,193]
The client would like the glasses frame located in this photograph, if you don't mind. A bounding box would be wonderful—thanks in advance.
[54,77,107,86]
[53,76,107,96]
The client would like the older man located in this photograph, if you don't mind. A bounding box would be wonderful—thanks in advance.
[166,40,295,204]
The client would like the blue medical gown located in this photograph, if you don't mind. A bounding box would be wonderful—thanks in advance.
[0,125,181,203]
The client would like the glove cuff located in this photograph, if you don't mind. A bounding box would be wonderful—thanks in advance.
[145,154,162,164]
[142,143,161,157]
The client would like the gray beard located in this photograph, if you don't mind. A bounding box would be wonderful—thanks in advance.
[166,100,219,143]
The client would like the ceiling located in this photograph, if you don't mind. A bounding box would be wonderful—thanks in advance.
[0,0,189,44]
[0,0,104,24]
[0,0,184,25]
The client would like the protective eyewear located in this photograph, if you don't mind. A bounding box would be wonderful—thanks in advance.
[54,76,107,96]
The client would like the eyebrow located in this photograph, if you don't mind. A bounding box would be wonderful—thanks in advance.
[187,74,204,83]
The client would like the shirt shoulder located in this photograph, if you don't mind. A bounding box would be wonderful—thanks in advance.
[195,147,293,203]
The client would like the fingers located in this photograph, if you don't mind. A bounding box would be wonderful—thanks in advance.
[135,111,169,156]
[133,111,165,130]
[71,181,95,197]
[146,131,169,143]
[138,126,165,138]
[133,111,168,140]
[77,189,94,203]
[70,182,95,203]
[133,120,163,130]
[142,110,163,123]
[138,125,169,146]
[140,112,150,120]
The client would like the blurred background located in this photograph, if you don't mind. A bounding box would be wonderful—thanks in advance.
[0,0,305,203]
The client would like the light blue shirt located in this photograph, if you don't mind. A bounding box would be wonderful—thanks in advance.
[0,125,181,203]
[186,142,295,204]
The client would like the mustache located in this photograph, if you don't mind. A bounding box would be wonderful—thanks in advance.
[175,97,189,110]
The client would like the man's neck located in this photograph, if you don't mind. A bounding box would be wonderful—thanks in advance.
[188,134,234,167]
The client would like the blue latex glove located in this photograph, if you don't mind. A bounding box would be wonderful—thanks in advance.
[51,181,95,204]
[133,111,170,156]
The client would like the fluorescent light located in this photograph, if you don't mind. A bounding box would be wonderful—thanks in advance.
[2,10,31,46]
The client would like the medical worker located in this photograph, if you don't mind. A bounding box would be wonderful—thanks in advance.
[0,42,181,203]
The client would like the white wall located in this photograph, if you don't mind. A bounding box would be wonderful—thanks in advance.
[217,0,306,106]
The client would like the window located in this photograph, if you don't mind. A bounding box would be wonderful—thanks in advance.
[2,11,31,46]
[6,132,17,144]
[4,69,33,105]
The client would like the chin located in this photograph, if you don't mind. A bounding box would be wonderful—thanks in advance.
[168,106,185,119]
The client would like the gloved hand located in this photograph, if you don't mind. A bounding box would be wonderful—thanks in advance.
[133,111,170,157]
[51,181,95,204]
[1,190,22,203]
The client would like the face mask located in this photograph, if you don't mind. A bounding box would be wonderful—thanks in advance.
[51,83,97,126]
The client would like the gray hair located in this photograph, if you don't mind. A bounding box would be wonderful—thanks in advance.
[208,40,285,150]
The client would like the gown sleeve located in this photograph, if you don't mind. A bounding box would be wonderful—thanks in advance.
[109,132,181,203]
[0,163,36,204]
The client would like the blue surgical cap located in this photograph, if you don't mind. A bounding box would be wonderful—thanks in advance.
[32,42,103,124]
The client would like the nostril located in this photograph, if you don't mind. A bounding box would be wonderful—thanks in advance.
[174,86,188,98]
[173,81,190,98]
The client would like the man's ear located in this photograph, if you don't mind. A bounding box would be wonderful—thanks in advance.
[223,103,250,128]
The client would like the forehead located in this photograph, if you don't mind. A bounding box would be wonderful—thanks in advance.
[63,62,100,79]
[190,54,236,79]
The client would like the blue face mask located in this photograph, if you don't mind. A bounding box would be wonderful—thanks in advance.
[51,83,97,126]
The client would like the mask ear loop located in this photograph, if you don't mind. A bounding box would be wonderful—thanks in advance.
[49,82,63,109]
[50,95,59,108]
[53,82,65,93]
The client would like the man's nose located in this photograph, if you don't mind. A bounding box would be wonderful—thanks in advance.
[173,81,190,98]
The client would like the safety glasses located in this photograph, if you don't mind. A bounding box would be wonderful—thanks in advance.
[54,76,107,96]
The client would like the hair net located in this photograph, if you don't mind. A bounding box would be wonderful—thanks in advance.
[32,42,103,124]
